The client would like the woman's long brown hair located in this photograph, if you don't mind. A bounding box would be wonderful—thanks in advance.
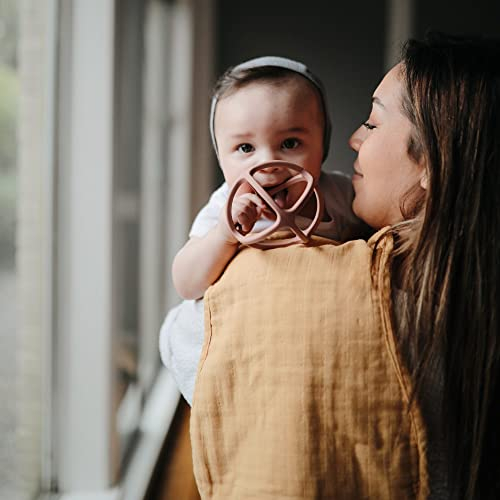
[392,32,500,499]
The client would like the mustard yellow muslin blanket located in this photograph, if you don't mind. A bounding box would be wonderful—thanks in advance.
[191,230,429,499]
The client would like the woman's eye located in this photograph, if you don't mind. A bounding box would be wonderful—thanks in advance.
[363,122,376,130]
[237,143,254,153]
[282,138,299,149]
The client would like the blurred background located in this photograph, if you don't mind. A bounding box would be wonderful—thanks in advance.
[1,0,498,499]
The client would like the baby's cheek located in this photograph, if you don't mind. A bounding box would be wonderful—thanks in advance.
[301,160,322,183]
[220,160,246,188]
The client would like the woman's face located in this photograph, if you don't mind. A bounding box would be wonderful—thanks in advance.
[349,64,425,229]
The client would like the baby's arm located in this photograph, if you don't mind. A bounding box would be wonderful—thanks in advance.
[172,227,238,300]
[172,192,266,300]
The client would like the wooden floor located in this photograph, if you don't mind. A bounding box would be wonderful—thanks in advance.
[145,398,201,500]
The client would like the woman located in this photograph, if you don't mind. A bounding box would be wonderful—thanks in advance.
[350,32,500,498]
[165,32,500,499]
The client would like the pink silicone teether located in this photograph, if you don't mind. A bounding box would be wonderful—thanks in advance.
[225,161,324,248]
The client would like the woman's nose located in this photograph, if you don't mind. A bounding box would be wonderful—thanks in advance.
[348,126,364,152]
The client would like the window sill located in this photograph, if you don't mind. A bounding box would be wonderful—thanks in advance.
[40,367,180,500]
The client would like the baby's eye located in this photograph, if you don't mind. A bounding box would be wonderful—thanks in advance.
[237,143,254,154]
[282,138,300,149]
[363,122,376,130]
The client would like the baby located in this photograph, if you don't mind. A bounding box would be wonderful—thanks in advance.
[161,57,369,404]
[172,56,367,301]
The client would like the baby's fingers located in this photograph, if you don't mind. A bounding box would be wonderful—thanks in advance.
[237,193,267,211]
[232,194,266,232]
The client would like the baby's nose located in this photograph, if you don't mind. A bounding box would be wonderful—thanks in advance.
[255,146,284,165]
[260,164,282,173]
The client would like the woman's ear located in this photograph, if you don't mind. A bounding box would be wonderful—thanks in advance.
[419,167,428,190]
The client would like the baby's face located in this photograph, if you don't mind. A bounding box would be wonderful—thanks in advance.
[214,78,324,189]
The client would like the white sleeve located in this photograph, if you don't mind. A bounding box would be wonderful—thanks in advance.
[158,299,205,406]
[189,182,230,238]
[159,186,228,405]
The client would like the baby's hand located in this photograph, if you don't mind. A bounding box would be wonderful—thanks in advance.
[217,192,267,243]
[231,193,267,233]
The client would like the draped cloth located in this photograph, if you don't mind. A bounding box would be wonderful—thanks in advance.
[190,229,429,499]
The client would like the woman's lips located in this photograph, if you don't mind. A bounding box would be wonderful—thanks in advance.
[352,164,363,179]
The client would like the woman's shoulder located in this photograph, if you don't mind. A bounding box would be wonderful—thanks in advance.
[367,226,393,248]
[307,225,393,252]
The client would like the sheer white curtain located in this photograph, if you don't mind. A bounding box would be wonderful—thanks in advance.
[0,8,19,482]
[0,0,56,498]
[0,0,19,492]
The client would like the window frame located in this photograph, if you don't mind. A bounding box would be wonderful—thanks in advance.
[43,0,216,497]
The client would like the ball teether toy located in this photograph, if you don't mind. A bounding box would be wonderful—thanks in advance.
[225,161,324,248]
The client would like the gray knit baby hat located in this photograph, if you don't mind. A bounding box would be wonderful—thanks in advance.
[209,56,332,162]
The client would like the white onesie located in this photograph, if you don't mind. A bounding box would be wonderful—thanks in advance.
[159,171,368,405]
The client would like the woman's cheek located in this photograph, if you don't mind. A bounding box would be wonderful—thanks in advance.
[357,140,374,169]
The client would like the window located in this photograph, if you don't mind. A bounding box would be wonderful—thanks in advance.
[1,1,214,497]
[52,0,214,497]
[0,0,20,497]
[0,0,57,498]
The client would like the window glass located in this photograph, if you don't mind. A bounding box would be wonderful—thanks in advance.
[0,0,20,496]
